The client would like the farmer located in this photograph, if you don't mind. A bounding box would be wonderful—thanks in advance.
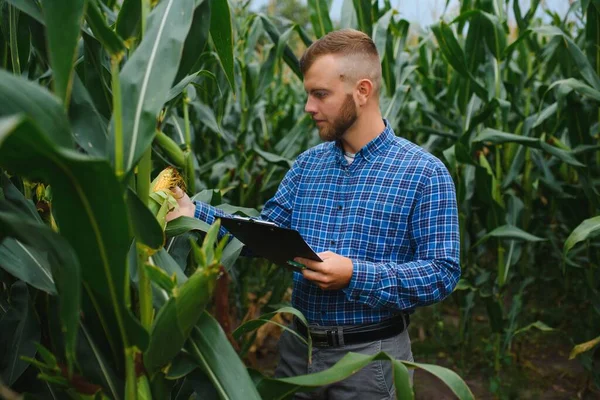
[167,28,460,399]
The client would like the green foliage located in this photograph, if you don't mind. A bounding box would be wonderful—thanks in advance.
[1,0,599,396]
[0,0,476,398]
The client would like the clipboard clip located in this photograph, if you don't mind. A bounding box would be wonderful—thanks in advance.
[229,215,278,227]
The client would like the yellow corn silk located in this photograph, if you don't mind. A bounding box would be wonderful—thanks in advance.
[149,167,186,229]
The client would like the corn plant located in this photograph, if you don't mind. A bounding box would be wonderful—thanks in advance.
[0,0,475,398]
[418,0,600,387]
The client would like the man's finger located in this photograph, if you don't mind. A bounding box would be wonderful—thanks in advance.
[295,257,322,271]
[302,268,326,283]
[317,251,334,259]
[171,186,184,199]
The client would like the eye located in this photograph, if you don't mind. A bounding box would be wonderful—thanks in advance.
[313,90,327,99]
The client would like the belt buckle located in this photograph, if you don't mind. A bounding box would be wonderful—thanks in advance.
[324,327,344,347]
[306,326,345,347]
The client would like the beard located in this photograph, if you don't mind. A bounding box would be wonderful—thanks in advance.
[317,94,357,142]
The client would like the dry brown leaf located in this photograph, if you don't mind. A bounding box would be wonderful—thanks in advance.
[569,335,600,360]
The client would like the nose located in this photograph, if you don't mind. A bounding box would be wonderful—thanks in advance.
[305,96,317,115]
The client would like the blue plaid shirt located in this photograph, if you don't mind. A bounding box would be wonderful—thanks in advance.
[195,121,460,326]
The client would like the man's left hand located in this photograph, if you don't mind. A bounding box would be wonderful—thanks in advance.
[296,251,353,290]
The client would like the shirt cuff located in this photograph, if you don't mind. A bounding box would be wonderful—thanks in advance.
[192,200,230,239]
[342,260,379,303]
[193,200,202,220]
[194,200,218,221]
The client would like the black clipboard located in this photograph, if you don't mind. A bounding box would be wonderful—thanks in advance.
[218,216,322,270]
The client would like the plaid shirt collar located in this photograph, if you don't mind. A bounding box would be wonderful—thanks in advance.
[333,120,395,165]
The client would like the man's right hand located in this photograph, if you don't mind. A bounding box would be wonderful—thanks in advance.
[166,186,196,222]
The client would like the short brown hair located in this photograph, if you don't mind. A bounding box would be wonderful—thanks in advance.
[300,29,381,92]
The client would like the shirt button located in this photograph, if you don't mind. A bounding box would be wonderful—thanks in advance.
[337,205,342,210]
[330,240,336,245]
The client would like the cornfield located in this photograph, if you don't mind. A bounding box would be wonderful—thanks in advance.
[0,0,598,398]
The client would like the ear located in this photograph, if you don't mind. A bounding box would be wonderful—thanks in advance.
[354,79,373,106]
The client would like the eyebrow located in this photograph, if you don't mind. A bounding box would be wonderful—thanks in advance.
[306,88,330,94]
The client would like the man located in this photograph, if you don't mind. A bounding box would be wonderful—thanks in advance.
[167,29,460,399]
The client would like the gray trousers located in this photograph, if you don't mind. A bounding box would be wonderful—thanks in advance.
[274,324,414,400]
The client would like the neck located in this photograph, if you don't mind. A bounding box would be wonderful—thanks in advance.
[339,108,385,154]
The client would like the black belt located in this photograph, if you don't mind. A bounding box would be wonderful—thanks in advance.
[294,313,410,347]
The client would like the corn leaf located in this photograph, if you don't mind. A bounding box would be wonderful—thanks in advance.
[307,0,333,39]
[0,69,73,149]
[115,0,140,40]
[340,0,357,29]
[198,220,221,265]
[473,128,584,167]
[151,248,188,285]
[0,185,81,378]
[78,322,123,400]
[294,23,313,47]
[534,26,600,90]
[473,225,545,248]
[82,32,112,119]
[563,215,600,256]
[4,0,43,24]
[70,73,108,157]
[126,189,164,250]
[372,9,393,62]
[402,361,474,400]
[115,0,195,174]
[209,0,235,91]
[257,352,474,400]
[41,0,85,107]
[191,100,225,139]
[220,236,244,272]
[186,312,262,400]
[257,26,295,100]
[539,140,585,167]
[453,10,507,60]
[166,353,197,379]
[233,306,313,365]
[166,216,211,237]
[253,146,293,168]
[0,175,56,293]
[473,128,540,147]
[0,238,54,293]
[174,0,211,84]
[513,321,555,336]
[259,14,302,80]
[431,21,488,100]
[0,172,39,221]
[0,203,56,294]
[85,0,125,56]
[144,263,176,293]
[144,260,219,373]
[215,205,259,217]
[0,282,39,386]
[352,0,372,35]
[547,77,600,102]
[0,115,148,352]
